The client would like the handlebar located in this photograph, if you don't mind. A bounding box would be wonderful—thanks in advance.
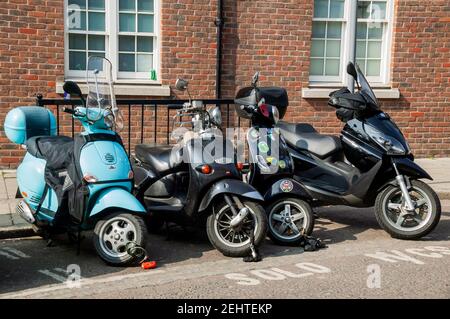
[63,107,77,115]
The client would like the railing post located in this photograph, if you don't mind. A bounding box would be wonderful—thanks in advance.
[36,94,44,107]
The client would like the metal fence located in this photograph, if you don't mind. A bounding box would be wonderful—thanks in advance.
[35,95,237,156]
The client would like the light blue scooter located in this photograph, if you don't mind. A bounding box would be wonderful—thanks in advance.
[4,57,148,266]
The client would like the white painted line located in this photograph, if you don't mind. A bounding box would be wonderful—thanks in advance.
[0,250,20,260]
[2,247,30,258]
[38,270,68,283]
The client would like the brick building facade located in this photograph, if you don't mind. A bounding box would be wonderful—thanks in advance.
[0,0,449,168]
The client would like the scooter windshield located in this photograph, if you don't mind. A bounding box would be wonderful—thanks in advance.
[355,63,379,110]
[86,56,124,130]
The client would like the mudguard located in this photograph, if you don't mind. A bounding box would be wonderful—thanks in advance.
[263,178,312,202]
[393,157,433,180]
[198,179,264,212]
[89,187,147,217]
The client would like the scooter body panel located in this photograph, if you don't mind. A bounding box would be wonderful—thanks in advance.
[89,187,146,217]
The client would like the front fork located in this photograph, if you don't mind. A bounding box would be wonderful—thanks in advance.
[392,161,416,211]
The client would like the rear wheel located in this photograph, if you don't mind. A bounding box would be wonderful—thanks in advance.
[93,212,148,266]
[375,180,441,240]
[267,198,314,245]
[206,199,267,257]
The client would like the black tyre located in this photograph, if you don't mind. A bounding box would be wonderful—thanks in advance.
[93,212,148,266]
[206,199,267,257]
[374,180,441,240]
[267,198,315,246]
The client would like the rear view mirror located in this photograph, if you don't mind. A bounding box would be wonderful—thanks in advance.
[346,62,358,80]
[63,81,83,97]
[175,78,189,91]
[251,72,260,87]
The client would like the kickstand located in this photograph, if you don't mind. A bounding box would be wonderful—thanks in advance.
[243,222,262,263]
[164,221,171,241]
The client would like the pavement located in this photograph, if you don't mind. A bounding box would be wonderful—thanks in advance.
[0,201,448,299]
[0,157,450,236]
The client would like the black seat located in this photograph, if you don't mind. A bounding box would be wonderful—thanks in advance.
[26,136,74,162]
[277,121,342,159]
[135,144,183,174]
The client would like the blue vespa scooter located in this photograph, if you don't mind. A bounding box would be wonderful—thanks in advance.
[4,57,148,266]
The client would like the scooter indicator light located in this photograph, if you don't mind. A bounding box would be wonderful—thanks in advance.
[197,164,212,174]
[128,170,134,179]
[236,162,244,171]
[83,174,98,183]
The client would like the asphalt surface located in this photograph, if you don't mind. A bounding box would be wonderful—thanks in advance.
[0,201,449,299]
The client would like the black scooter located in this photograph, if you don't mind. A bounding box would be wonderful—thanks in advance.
[133,79,268,257]
[277,62,441,240]
[234,73,314,245]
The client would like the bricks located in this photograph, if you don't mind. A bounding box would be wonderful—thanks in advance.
[0,0,449,167]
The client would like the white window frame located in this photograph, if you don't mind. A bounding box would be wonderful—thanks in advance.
[309,0,394,85]
[64,0,161,83]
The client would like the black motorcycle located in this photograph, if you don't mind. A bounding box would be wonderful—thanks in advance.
[277,62,441,240]
[133,79,268,257]
[234,73,315,245]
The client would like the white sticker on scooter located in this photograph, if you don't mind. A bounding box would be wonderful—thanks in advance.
[280,180,293,193]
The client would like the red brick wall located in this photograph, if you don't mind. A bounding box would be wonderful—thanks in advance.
[0,0,449,168]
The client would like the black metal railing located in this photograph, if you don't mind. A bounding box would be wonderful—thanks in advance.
[35,95,237,156]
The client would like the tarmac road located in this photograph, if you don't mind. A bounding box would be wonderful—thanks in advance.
[0,201,449,299]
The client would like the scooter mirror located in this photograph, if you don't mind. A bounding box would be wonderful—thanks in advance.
[63,81,83,98]
[346,62,358,80]
[251,72,260,87]
[175,78,189,91]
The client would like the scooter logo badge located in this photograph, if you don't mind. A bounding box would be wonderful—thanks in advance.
[280,180,293,193]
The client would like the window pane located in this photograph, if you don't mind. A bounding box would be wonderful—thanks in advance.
[119,0,136,11]
[357,1,371,19]
[330,0,344,18]
[367,60,381,76]
[368,24,383,39]
[88,52,105,70]
[69,34,86,50]
[325,59,340,76]
[69,51,86,70]
[119,53,135,71]
[137,37,153,52]
[68,11,86,30]
[310,59,324,76]
[327,22,341,38]
[119,36,135,52]
[311,40,325,57]
[372,1,386,19]
[326,40,340,58]
[120,13,136,32]
[137,54,153,72]
[138,0,154,12]
[88,35,105,51]
[88,12,105,31]
[138,14,154,32]
[88,0,104,10]
[357,22,367,39]
[356,59,366,73]
[69,0,86,9]
[312,21,326,38]
[356,41,366,58]
[367,41,382,58]
[314,0,328,18]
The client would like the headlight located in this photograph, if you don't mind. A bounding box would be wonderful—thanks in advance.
[104,113,114,128]
[365,125,406,155]
[209,107,222,126]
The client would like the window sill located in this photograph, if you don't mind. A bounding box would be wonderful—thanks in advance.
[302,87,400,99]
[56,81,171,97]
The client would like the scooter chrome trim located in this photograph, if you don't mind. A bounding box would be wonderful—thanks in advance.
[16,200,35,224]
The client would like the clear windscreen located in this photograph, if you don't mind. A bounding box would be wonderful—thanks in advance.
[355,63,379,109]
[86,56,124,130]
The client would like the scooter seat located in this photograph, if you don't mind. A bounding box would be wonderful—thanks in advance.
[277,121,342,159]
[135,144,183,174]
[26,135,74,161]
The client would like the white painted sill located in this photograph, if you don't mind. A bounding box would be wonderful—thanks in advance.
[302,87,400,99]
[56,81,171,97]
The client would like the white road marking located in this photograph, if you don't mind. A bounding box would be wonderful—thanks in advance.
[38,270,68,283]
[0,250,19,260]
[2,247,30,258]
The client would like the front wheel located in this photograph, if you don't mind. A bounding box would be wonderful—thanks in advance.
[375,180,441,240]
[206,199,267,257]
[267,198,315,246]
[93,212,148,266]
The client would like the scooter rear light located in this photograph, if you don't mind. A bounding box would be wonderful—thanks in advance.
[83,174,98,183]
[236,162,244,171]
